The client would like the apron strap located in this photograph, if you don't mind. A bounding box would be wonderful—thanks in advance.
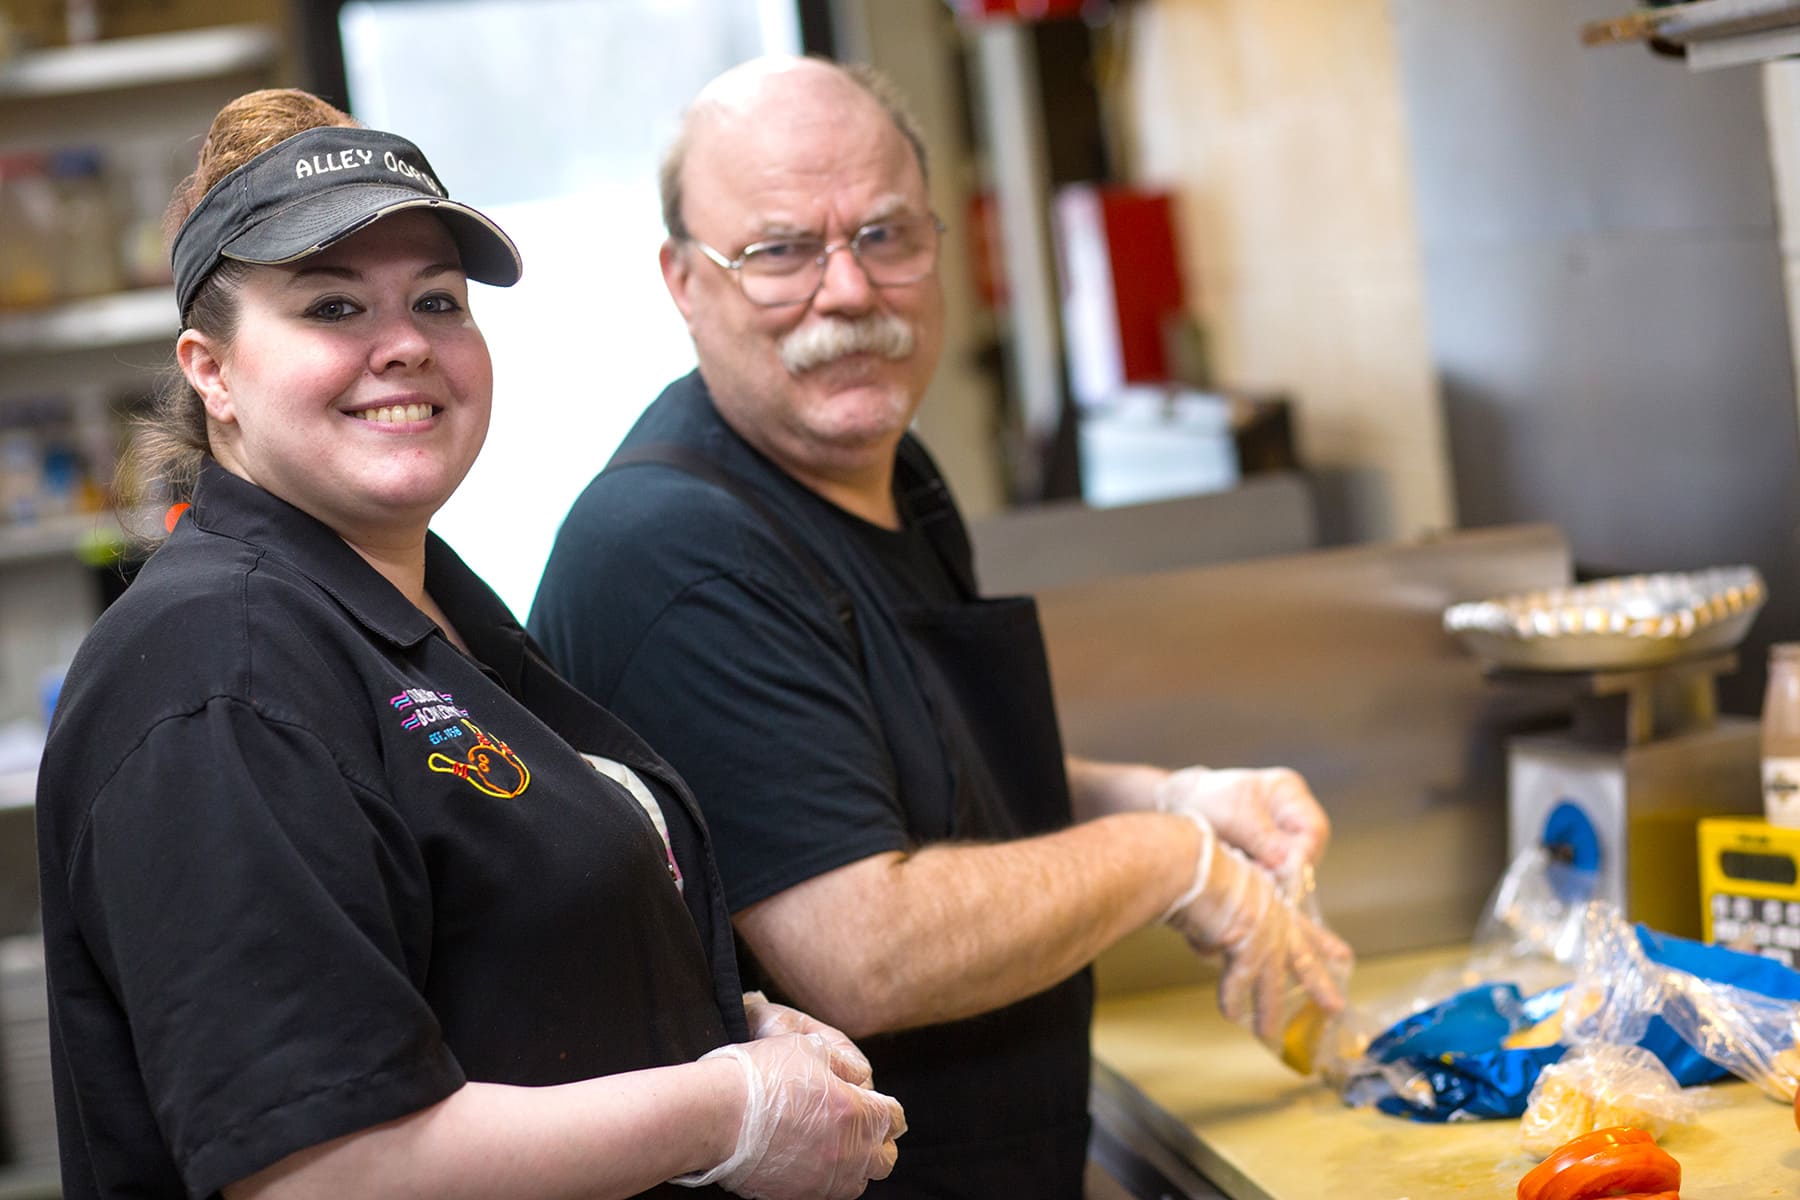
[894,437,979,600]
[606,443,865,672]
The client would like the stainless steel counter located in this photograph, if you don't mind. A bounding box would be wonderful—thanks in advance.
[1090,1061,1228,1199]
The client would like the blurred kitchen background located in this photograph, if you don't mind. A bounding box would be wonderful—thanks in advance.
[5,0,1800,1190]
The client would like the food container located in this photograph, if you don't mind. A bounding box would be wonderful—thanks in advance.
[1442,566,1765,672]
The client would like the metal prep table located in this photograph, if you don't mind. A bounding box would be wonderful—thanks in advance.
[1088,943,1800,1200]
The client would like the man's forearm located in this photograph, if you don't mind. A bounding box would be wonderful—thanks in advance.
[733,811,1202,1038]
[1065,755,1168,822]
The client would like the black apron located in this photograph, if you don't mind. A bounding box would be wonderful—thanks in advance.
[860,599,1094,1200]
[611,442,1093,1200]
[842,445,1092,1200]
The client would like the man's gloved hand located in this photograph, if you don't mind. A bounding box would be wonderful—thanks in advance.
[674,1032,906,1200]
[742,991,872,1087]
[1163,813,1353,1042]
[1155,766,1329,874]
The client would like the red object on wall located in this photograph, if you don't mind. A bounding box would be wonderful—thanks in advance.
[1052,185,1187,399]
[1097,188,1183,383]
[952,0,1089,21]
[966,191,1006,310]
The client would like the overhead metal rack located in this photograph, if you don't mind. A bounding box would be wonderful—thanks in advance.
[1584,0,1800,69]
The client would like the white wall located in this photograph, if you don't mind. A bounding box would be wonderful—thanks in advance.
[342,0,800,619]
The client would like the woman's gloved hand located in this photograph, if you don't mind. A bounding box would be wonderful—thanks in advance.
[1155,766,1329,874]
[674,1032,906,1200]
[1163,813,1353,1042]
[742,990,872,1087]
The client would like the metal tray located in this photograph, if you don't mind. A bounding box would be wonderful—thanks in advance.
[1442,566,1766,671]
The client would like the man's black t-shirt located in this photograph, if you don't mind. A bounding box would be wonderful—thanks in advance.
[829,504,961,609]
[534,376,947,909]
[36,462,744,1199]
[532,372,1095,1198]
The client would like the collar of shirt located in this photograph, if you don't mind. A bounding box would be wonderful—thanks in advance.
[187,459,528,689]
[658,371,979,600]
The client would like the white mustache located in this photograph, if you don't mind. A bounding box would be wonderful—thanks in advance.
[779,314,915,375]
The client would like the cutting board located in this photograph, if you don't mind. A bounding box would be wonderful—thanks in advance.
[1092,944,1800,1198]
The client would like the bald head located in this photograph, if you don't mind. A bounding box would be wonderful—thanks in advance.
[660,56,928,240]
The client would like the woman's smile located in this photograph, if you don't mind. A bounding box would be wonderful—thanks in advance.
[194,209,494,543]
[347,401,441,425]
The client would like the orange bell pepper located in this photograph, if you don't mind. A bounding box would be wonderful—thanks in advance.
[1516,1127,1680,1200]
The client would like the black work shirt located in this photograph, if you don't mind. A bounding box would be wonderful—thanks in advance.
[37,461,744,1200]
[829,506,962,609]
[532,374,943,907]
[531,372,1094,1199]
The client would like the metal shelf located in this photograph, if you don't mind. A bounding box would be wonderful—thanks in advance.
[1584,0,1800,68]
[0,509,134,568]
[0,289,173,360]
[0,24,277,100]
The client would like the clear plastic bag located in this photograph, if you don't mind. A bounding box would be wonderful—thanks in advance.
[1322,849,1800,1126]
[1518,1043,1704,1156]
[1660,969,1800,1103]
[1237,862,1355,1077]
[1469,845,1594,982]
[1516,906,1704,1155]
[1558,901,1664,1048]
[1325,850,1587,1112]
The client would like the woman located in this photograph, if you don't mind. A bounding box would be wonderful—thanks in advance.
[34,89,902,1200]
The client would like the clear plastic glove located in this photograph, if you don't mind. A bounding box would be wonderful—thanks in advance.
[1156,766,1329,873]
[1164,813,1352,1042]
[742,990,872,1087]
[673,1032,905,1200]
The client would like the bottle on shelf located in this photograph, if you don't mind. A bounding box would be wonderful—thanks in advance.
[0,152,58,310]
[0,421,43,526]
[111,140,179,290]
[0,390,116,527]
[1763,643,1800,827]
[48,145,122,300]
[70,383,121,514]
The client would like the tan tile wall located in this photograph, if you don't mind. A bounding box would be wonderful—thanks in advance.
[840,0,1010,519]
[1122,0,1455,542]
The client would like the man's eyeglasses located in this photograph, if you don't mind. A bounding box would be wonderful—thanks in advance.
[689,215,945,307]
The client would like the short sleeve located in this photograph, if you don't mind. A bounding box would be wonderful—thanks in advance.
[608,571,910,910]
[65,697,462,1196]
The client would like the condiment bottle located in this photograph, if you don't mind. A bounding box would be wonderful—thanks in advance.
[111,140,177,288]
[0,152,58,310]
[49,146,121,299]
[1763,643,1800,827]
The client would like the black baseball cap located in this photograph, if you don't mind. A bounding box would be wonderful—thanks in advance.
[171,125,522,324]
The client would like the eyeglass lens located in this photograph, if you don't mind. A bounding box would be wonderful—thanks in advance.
[737,218,939,305]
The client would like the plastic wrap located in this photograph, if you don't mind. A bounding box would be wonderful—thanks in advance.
[1517,1043,1699,1156]
[1517,908,1704,1155]
[1230,862,1355,1076]
[1468,845,1594,981]
[1557,901,1664,1049]
[1329,849,1800,1125]
[1660,968,1800,1103]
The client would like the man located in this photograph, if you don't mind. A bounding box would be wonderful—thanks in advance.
[531,56,1349,1199]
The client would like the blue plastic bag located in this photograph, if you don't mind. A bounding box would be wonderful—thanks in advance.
[1354,918,1800,1121]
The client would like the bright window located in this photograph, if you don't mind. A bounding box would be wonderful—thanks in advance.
[340,0,802,617]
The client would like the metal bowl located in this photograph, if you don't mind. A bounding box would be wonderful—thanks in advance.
[1442,566,1766,671]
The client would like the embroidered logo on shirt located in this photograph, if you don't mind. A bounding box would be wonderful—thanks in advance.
[427,718,531,798]
[390,687,469,734]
